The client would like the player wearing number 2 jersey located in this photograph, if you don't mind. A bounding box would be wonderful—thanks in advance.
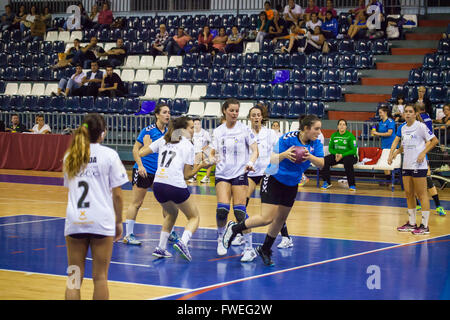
[63,113,128,300]
[139,117,212,261]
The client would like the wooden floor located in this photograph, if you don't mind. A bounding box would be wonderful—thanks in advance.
[1,169,449,299]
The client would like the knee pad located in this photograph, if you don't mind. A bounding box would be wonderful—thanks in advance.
[216,203,230,223]
[233,205,248,222]
[427,176,434,189]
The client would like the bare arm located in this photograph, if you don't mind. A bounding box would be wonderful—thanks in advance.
[112,186,123,242]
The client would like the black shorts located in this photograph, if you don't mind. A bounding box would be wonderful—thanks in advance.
[132,168,155,189]
[402,169,428,178]
[68,233,107,240]
[248,175,263,185]
[153,182,191,204]
[260,175,298,208]
[215,173,248,186]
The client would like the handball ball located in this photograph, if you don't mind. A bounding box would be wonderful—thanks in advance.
[293,146,307,164]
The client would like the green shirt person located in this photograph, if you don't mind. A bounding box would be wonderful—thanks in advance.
[320,119,358,191]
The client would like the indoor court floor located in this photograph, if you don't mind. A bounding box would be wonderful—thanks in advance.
[0,169,449,300]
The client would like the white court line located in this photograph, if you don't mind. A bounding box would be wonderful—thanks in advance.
[153,232,450,300]
[0,217,65,227]
[85,257,151,268]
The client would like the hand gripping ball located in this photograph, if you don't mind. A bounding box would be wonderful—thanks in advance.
[293,146,307,164]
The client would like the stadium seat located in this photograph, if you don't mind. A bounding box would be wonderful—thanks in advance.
[255,83,272,99]
[209,67,226,82]
[190,85,207,100]
[120,69,135,83]
[271,83,289,100]
[30,83,46,96]
[183,53,198,67]
[408,68,423,85]
[225,68,242,82]
[238,83,255,99]
[64,96,81,113]
[306,52,322,68]
[36,96,51,112]
[355,40,373,54]
[203,102,222,117]
[290,68,306,83]
[241,68,258,83]
[45,31,58,42]
[22,95,38,112]
[440,54,450,69]
[187,101,205,116]
[9,95,24,112]
[175,85,192,99]
[149,69,164,83]
[0,81,5,94]
[172,98,189,115]
[244,42,260,54]
[423,69,443,85]
[437,39,450,54]
[193,67,209,82]
[307,101,325,117]
[0,95,11,111]
[339,54,356,68]
[167,56,183,68]
[123,97,140,114]
[305,84,323,101]
[129,82,146,97]
[274,53,290,68]
[322,68,339,84]
[109,97,125,113]
[261,39,275,53]
[429,86,447,103]
[94,96,110,113]
[212,53,228,67]
[257,68,273,82]
[355,54,373,69]
[160,84,176,99]
[391,84,406,102]
[142,84,161,100]
[243,53,259,67]
[291,83,306,100]
[423,54,438,69]
[205,82,222,99]
[259,53,274,67]
[139,55,154,69]
[79,96,95,113]
[228,53,243,67]
[340,68,358,84]
[58,31,70,42]
[443,70,450,86]
[152,56,168,69]
[177,67,194,82]
[372,39,389,54]
[287,101,307,119]
[121,56,140,69]
[269,101,288,118]
[338,40,355,53]
[134,69,150,83]
[4,83,18,95]
[14,67,26,81]
[198,53,212,67]
[222,82,239,98]
[306,68,322,83]
[322,84,342,101]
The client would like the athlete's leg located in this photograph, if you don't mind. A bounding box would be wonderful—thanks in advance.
[90,236,114,300]
[65,236,89,300]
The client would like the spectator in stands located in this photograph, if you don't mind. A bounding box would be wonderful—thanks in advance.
[321,10,338,39]
[348,0,366,25]
[225,25,244,53]
[433,104,450,146]
[264,1,275,21]
[42,7,53,30]
[305,12,322,33]
[434,104,450,127]
[211,27,228,55]
[150,24,170,56]
[11,4,26,30]
[266,9,289,41]
[412,86,432,116]
[53,64,86,97]
[347,10,368,39]
[271,121,282,138]
[82,36,105,68]
[20,5,38,33]
[73,61,104,97]
[165,27,192,56]
[52,38,84,69]
[87,4,100,29]
[31,115,51,134]
[392,94,406,122]
[77,1,88,28]
[98,38,127,68]
[304,0,320,22]
[23,14,46,42]
[96,2,113,30]
[319,0,337,20]
[1,5,15,31]
[255,11,272,50]
[300,26,326,54]
[5,114,28,133]
[278,24,305,53]
[283,0,303,28]
[191,25,213,53]
[98,65,126,97]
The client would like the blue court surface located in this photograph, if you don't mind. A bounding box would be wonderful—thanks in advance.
[1,215,449,300]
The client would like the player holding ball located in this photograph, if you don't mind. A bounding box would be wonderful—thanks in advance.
[222,114,324,266]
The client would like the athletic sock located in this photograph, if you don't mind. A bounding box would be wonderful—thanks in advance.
[416,199,421,206]
[159,231,170,250]
[244,232,253,249]
[181,230,192,245]
[408,209,416,226]
[126,219,135,236]
[232,220,247,234]
[280,223,290,238]
[217,227,225,239]
[432,195,441,207]
[422,211,430,228]
[261,234,276,253]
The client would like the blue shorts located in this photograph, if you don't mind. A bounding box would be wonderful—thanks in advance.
[153,182,190,204]
[215,173,248,186]
[248,175,263,185]
[402,169,428,178]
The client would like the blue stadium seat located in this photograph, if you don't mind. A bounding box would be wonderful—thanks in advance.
[259,53,274,68]
[269,100,288,118]
[172,98,188,115]
[338,54,356,68]
[79,96,95,113]
[322,84,342,101]
[167,15,180,29]
[0,80,5,94]
[0,95,10,111]
[408,68,423,85]
[180,15,194,28]
[52,41,65,53]
[13,67,26,81]
[306,52,322,68]
[27,67,39,81]
[322,68,339,84]
[193,67,209,82]
[305,84,323,101]
[109,97,125,113]
[111,29,124,41]
[98,28,112,42]
[183,53,198,67]
[212,53,228,67]
[274,53,290,68]
[443,70,450,86]
[225,68,242,82]
[28,41,41,54]
[287,101,307,118]
[423,69,443,85]
[208,14,221,28]
[65,96,81,113]
[32,54,47,67]
[243,53,259,67]
[321,53,339,68]
[8,53,21,67]
[82,29,97,42]
[154,16,167,27]
[372,39,389,54]
[123,98,140,114]
[249,14,259,28]
[0,53,6,67]
[0,30,11,43]
[440,54,450,69]
[222,82,239,98]
[404,85,419,103]
[290,83,306,100]
[228,53,243,67]
[307,101,325,118]
[23,95,38,112]
[255,83,272,99]
[423,54,438,69]
[338,40,355,53]
[209,67,226,82]
[193,15,207,28]
[241,68,258,83]
[9,95,24,112]
[205,82,222,99]
[339,68,358,84]
[198,53,212,67]
[290,68,306,83]
[221,14,235,27]
[237,14,250,28]
[131,41,145,54]
[129,82,146,97]
[164,67,179,82]
[3,67,14,80]
[261,39,274,53]
[355,40,373,54]
[178,67,194,82]
[437,39,450,54]
[272,83,289,100]
[10,29,21,42]
[94,96,110,113]
[36,96,51,112]
[355,54,373,69]
[238,83,255,99]
[306,68,322,83]
[257,68,273,82]
[391,84,406,102]
[429,86,447,103]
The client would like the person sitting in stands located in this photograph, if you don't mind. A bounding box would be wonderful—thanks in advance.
[211,27,228,55]
[283,0,303,28]
[165,27,192,56]
[98,65,126,97]
[53,64,86,97]
[31,115,51,134]
[72,61,104,97]
[304,0,320,22]
[347,10,368,39]
[266,9,289,41]
[5,114,28,133]
[321,10,338,39]
[149,24,170,56]
[319,0,337,20]
[191,25,214,53]
[98,38,127,68]
[96,2,113,30]
[225,26,244,53]
[1,5,15,31]
[52,38,84,69]
[82,36,105,68]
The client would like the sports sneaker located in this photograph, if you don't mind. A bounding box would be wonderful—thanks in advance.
[411,224,430,235]
[173,240,192,262]
[222,221,237,249]
[436,206,446,216]
[200,176,210,184]
[416,205,422,211]
[277,236,293,249]
[123,234,142,245]
[168,231,179,243]
[299,175,309,187]
[397,222,417,232]
[231,233,244,246]
[152,247,172,258]
[187,177,196,183]
[217,238,227,256]
[349,185,356,192]
[255,246,274,266]
[321,182,332,190]
[240,248,257,262]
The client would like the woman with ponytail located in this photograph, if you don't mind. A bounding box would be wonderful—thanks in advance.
[139,117,212,261]
[63,113,128,299]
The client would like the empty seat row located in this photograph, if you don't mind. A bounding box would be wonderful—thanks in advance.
[205,82,342,101]
[0,95,140,114]
[391,84,449,104]
[0,40,65,55]
[422,53,450,69]
[0,53,57,69]
[164,67,359,84]
[141,84,206,101]
[408,68,450,86]
[121,55,182,70]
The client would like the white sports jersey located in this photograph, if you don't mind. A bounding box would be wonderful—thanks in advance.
[193,129,211,153]
[249,127,279,177]
[400,120,435,170]
[64,143,129,237]
[150,137,194,188]
[211,121,257,179]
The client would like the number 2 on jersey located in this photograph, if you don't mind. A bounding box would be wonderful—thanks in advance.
[77,181,90,209]
[160,150,176,168]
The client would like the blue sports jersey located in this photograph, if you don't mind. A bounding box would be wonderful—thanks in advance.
[396,122,406,137]
[133,124,167,174]
[378,118,396,149]
[265,131,324,187]
[420,112,433,132]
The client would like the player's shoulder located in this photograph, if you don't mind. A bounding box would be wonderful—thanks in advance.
[95,144,120,160]
[282,131,299,140]
[144,124,156,132]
